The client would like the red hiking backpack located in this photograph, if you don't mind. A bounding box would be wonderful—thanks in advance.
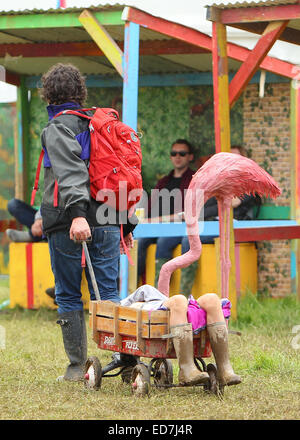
[31,107,143,213]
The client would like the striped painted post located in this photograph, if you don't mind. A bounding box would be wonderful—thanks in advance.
[212,20,237,318]
[119,21,140,300]
[290,78,300,299]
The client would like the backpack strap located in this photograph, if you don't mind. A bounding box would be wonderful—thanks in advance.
[53,109,93,120]
[30,149,45,206]
[120,223,134,266]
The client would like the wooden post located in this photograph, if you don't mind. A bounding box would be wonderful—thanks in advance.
[15,76,29,201]
[119,20,140,299]
[212,20,237,318]
[128,239,138,294]
[169,244,181,296]
[290,78,300,300]
[212,21,231,154]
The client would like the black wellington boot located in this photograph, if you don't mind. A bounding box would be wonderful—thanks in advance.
[56,310,87,381]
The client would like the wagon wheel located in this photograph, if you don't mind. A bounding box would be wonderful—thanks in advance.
[131,364,150,397]
[84,356,102,391]
[152,359,173,386]
[203,363,224,396]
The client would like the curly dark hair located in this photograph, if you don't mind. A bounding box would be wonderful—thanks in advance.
[39,63,87,106]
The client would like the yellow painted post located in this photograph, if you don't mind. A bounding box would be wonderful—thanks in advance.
[191,244,217,297]
[228,213,237,319]
[169,244,181,296]
[212,19,237,318]
[145,243,156,286]
[214,238,221,298]
[128,239,138,294]
[79,9,123,77]
[239,243,258,295]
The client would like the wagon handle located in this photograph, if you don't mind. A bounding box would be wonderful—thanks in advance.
[82,241,101,301]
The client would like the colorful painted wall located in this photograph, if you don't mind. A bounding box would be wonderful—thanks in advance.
[0,102,16,274]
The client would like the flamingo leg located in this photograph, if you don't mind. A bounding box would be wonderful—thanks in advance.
[218,200,226,299]
[224,202,232,299]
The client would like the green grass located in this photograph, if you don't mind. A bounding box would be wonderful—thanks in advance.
[0,278,300,420]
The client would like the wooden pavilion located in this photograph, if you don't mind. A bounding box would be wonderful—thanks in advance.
[1,2,300,311]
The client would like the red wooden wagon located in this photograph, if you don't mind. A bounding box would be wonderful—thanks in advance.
[84,300,224,396]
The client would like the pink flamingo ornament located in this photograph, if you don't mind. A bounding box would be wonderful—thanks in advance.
[157,152,281,298]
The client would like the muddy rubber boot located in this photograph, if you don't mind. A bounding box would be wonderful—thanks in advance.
[207,322,241,387]
[56,310,87,382]
[171,323,209,386]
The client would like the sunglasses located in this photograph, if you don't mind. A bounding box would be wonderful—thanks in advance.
[170,151,189,157]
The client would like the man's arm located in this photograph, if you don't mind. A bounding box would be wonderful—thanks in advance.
[44,121,91,240]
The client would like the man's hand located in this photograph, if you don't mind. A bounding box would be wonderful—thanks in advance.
[69,217,91,242]
[31,219,43,237]
[120,232,134,254]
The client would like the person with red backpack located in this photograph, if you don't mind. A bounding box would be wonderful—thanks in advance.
[37,63,141,381]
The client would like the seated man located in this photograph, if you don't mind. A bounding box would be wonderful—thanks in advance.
[120,285,241,387]
[137,139,194,281]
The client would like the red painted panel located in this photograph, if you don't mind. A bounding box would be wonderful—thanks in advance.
[221,4,300,24]
[97,331,211,359]
[234,225,300,242]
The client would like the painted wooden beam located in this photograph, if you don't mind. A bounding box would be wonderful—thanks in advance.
[229,22,300,47]
[25,70,290,90]
[79,9,123,77]
[0,10,123,30]
[207,3,300,24]
[123,6,213,51]
[229,20,288,108]
[235,225,300,242]
[3,69,21,86]
[0,39,209,58]
[123,6,296,79]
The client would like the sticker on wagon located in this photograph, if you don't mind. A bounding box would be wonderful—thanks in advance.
[104,336,116,346]
[124,340,139,351]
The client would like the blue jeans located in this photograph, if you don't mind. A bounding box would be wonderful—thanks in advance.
[137,236,190,277]
[48,226,121,314]
[7,198,43,242]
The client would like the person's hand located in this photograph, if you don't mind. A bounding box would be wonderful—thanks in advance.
[120,232,134,254]
[31,219,43,237]
[69,217,91,242]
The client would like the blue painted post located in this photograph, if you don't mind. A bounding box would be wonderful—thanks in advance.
[120,21,140,300]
